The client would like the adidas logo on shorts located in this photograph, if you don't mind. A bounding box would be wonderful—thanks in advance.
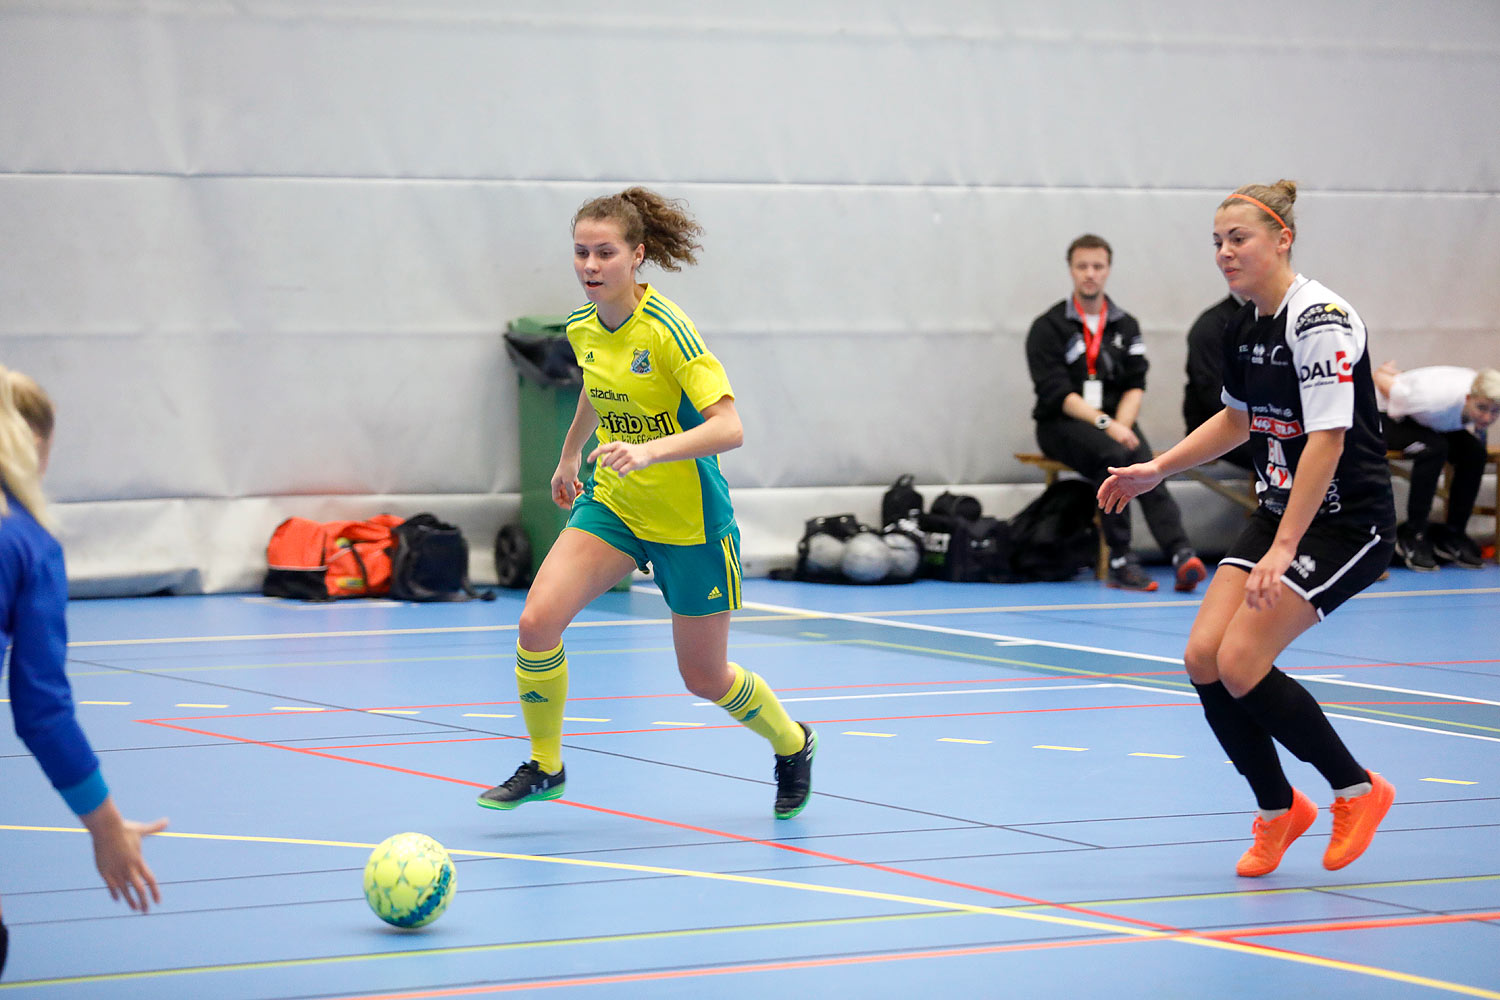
[706,586,723,600]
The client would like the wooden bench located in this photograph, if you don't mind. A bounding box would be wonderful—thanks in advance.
[1386,444,1500,563]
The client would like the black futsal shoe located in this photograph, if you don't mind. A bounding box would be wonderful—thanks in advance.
[477,761,566,810]
[773,723,818,819]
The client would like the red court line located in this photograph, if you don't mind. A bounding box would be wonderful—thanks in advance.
[278,705,1201,751]
[313,908,1500,999]
[1209,910,1500,941]
[138,715,1186,935]
[321,934,1151,999]
[138,720,507,788]
[138,710,1488,984]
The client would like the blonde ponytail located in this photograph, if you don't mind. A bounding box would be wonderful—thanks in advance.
[0,366,54,529]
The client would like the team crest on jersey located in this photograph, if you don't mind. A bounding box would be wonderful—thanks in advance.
[1294,302,1352,338]
[631,349,652,374]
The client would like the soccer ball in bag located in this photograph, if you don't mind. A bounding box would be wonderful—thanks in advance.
[842,532,893,583]
[363,832,456,928]
[803,532,848,575]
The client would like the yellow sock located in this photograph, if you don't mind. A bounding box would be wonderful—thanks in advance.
[715,662,804,755]
[515,640,568,773]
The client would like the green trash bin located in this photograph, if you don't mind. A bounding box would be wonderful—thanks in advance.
[505,318,631,591]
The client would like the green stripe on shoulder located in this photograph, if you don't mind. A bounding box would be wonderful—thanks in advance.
[643,302,702,361]
[565,304,598,329]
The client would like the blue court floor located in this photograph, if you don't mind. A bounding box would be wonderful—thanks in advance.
[2,562,1498,998]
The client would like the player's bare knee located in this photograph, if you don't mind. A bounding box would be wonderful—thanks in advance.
[1182,639,1221,684]
[516,603,564,652]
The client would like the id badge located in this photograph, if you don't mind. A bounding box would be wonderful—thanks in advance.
[1082,378,1103,410]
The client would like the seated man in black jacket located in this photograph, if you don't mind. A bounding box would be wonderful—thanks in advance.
[1183,293,1254,469]
[1025,234,1206,592]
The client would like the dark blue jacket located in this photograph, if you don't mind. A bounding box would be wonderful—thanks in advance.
[1,490,107,815]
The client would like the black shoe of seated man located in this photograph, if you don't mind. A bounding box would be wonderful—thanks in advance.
[477,760,566,810]
[1430,525,1484,569]
[1108,553,1158,592]
[1395,523,1438,572]
[773,723,817,819]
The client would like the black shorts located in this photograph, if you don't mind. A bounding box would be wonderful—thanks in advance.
[1221,509,1394,619]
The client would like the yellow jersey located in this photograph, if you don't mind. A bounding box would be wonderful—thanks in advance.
[565,285,735,545]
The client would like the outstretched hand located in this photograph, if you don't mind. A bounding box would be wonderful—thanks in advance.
[1097,462,1165,514]
[90,812,169,913]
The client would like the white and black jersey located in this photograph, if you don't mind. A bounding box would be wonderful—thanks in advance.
[1220,275,1395,529]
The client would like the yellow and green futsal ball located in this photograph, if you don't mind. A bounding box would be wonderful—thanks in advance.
[363,832,456,928]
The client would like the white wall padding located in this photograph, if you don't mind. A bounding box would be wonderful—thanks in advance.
[1,1,1497,594]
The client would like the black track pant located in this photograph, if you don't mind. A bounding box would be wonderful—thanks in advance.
[1035,418,1191,557]
[1385,418,1487,530]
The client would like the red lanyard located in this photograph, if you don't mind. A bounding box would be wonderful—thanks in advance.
[1074,295,1106,377]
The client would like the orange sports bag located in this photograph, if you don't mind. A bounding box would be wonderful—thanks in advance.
[262,515,404,600]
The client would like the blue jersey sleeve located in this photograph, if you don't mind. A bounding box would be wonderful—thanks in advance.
[1,517,107,815]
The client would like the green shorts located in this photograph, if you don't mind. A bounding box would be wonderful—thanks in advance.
[566,494,742,617]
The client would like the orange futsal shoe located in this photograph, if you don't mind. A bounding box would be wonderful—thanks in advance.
[1323,771,1395,871]
[1236,788,1317,877]
[1173,552,1208,593]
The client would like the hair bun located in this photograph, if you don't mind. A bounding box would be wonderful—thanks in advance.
[1273,179,1299,204]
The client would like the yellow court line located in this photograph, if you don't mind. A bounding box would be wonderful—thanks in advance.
[938,738,991,745]
[1035,745,1089,752]
[654,721,706,727]
[1061,873,1500,910]
[462,713,515,719]
[1129,752,1184,759]
[842,731,895,738]
[368,710,419,715]
[563,716,611,723]
[1,825,1497,998]
[176,703,229,709]
[0,909,971,990]
[77,700,131,706]
[1422,778,1477,785]
[1329,704,1500,735]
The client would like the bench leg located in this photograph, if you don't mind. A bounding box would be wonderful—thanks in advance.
[1095,514,1109,581]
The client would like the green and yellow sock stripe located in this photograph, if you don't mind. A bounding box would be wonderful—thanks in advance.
[516,643,566,675]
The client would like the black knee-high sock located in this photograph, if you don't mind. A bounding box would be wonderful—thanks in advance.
[1235,667,1367,790]
[1194,680,1293,810]
[1,919,9,979]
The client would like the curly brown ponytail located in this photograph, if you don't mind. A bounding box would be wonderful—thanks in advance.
[573,187,704,272]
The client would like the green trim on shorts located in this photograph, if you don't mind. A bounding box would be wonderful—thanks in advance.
[567,494,741,616]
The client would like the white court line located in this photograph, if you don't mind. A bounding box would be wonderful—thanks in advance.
[1302,678,1500,707]
[1325,713,1500,744]
[65,591,1497,746]
[738,599,1500,747]
[739,599,1187,665]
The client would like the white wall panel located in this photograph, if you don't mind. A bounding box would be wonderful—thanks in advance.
[0,0,1496,593]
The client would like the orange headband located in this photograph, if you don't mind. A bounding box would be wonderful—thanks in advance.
[1227,193,1290,233]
